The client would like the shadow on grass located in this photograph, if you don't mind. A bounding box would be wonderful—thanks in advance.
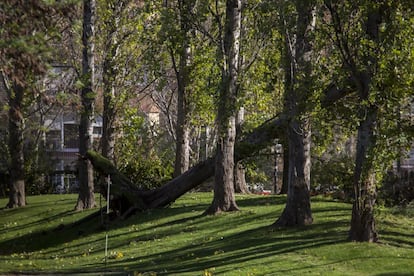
[0,200,209,256]
[0,195,355,275]
[108,220,349,275]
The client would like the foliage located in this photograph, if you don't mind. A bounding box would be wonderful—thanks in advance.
[318,1,414,181]
[115,107,173,189]
[311,154,354,195]
[379,171,414,207]
[1,193,414,274]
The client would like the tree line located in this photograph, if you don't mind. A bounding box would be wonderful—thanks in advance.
[0,0,413,243]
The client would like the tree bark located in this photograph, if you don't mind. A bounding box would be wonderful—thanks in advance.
[273,1,315,227]
[346,6,382,242]
[6,82,26,208]
[234,162,249,193]
[101,21,118,162]
[274,119,313,226]
[349,107,378,242]
[205,0,242,214]
[173,0,193,177]
[234,108,249,194]
[76,0,96,210]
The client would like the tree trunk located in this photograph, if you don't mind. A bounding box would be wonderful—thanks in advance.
[206,117,239,214]
[6,82,26,208]
[347,6,382,242]
[101,31,117,163]
[234,108,249,194]
[76,0,96,210]
[349,107,378,242]
[234,162,249,193]
[274,119,312,226]
[205,0,242,214]
[273,1,315,227]
[173,0,194,177]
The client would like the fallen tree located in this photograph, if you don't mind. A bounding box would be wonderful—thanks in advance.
[86,113,288,216]
[87,84,352,217]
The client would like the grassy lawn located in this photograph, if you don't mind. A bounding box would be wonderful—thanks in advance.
[0,193,413,275]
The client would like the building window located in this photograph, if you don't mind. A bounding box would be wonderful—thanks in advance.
[46,130,61,150]
[93,126,102,135]
[64,124,79,148]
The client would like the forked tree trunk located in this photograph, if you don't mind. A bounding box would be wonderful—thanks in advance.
[6,82,26,208]
[76,0,96,210]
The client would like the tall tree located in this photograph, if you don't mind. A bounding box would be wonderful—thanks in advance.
[324,0,414,241]
[76,0,97,210]
[173,0,195,177]
[100,0,122,163]
[0,0,71,208]
[348,5,382,242]
[205,0,242,214]
[273,0,316,226]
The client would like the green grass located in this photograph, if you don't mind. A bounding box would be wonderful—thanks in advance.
[0,193,413,275]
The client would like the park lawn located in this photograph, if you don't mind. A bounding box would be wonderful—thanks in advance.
[0,193,413,275]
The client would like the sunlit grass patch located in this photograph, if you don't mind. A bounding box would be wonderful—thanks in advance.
[0,193,413,275]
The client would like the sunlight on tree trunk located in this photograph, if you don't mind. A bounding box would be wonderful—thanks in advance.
[76,0,96,210]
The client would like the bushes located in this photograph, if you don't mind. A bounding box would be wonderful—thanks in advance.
[379,171,414,207]
[311,155,354,198]
[119,156,173,190]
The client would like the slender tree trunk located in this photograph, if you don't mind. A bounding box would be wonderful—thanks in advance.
[174,0,194,177]
[102,83,116,162]
[273,1,315,226]
[76,0,96,210]
[173,49,190,176]
[234,107,249,193]
[205,0,242,214]
[6,82,26,208]
[101,10,120,163]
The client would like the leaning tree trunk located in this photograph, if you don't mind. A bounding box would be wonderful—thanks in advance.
[85,83,353,216]
[76,0,96,210]
[6,82,26,208]
[205,0,242,215]
[86,112,288,216]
